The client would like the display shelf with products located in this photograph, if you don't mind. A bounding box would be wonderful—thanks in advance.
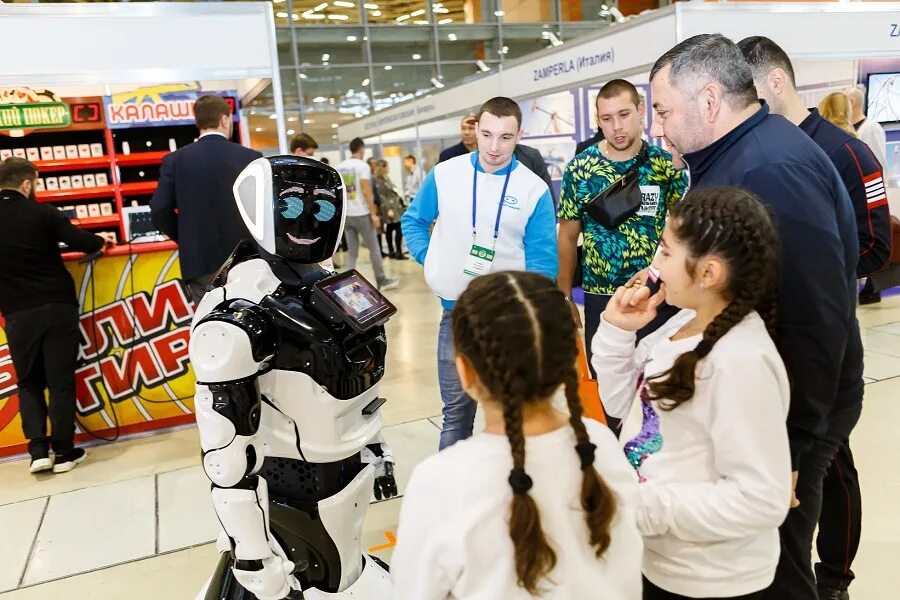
[36,185,117,203]
[113,150,169,167]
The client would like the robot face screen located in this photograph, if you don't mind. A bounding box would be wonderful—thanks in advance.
[271,159,344,263]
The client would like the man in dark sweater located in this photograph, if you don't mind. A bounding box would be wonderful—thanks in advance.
[0,158,105,474]
[651,35,862,600]
[740,36,891,600]
[150,95,261,302]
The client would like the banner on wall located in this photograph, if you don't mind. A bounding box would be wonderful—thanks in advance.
[103,84,240,129]
[0,250,196,457]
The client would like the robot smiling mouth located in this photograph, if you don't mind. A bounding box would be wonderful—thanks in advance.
[287,233,321,245]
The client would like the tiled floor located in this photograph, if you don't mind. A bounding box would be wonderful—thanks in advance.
[1,257,899,598]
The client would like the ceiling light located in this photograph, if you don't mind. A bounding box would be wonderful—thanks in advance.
[412,53,422,60]
[327,14,349,20]
[447,33,457,41]
[494,10,505,16]
[292,13,300,20]
[476,59,490,72]
[273,0,285,3]
[410,8,426,16]
[255,127,263,133]
[433,7,449,13]
[347,35,358,41]
[431,77,444,88]
[322,53,330,61]
[362,78,370,86]
[287,116,297,122]
[364,3,379,8]
[276,11,288,18]
[438,18,452,24]
[333,0,355,7]
[414,20,430,25]
[396,14,410,22]
[500,45,509,55]
[332,135,338,139]
[371,10,381,16]
[304,13,326,19]
[304,119,314,124]
[286,129,295,135]
[331,123,339,128]
[298,73,308,79]
[329,98,336,104]
[249,109,256,115]
[314,2,328,10]
[384,65,393,70]
[269,114,279,120]
[313,96,327,102]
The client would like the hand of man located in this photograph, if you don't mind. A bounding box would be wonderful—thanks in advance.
[387,209,396,220]
[791,470,800,509]
[568,299,583,329]
[370,213,381,229]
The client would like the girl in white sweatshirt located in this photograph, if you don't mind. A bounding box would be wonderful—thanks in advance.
[592,187,792,600]
[393,271,643,599]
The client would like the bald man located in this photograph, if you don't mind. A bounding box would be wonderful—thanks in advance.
[845,86,888,169]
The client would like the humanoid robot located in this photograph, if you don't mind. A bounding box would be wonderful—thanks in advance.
[190,156,398,600]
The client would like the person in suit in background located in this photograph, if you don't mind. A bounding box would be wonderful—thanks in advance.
[290,132,319,158]
[438,112,555,204]
[150,95,262,303]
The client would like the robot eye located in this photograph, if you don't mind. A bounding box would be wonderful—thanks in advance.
[313,200,336,222]
[279,196,304,220]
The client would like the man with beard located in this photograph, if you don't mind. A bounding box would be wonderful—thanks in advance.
[650,34,862,600]
[0,157,106,474]
[558,79,686,371]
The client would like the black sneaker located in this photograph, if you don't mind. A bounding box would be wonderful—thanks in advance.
[859,290,881,305]
[29,455,54,474]
[818,587,849,600]
[53,448,87,473]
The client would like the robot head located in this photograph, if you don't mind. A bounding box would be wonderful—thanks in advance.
[233,156,345,263]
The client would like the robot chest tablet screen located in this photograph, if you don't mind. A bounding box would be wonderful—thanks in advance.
[312,269,397,332]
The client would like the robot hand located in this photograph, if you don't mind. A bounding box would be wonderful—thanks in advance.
[362,443,398,501]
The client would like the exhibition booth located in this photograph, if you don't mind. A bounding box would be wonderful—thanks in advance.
[0,2,285,457]
[343,2,900,211]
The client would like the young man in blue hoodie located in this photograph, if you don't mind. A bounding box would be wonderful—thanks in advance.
[401,97,558,450]
[651,34,862,600]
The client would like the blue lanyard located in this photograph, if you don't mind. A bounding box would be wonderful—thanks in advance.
[471,157,514,242]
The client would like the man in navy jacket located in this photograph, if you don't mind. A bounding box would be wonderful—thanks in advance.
[740,36,891,600]
[651,34,862,600]
[150,95,261,302]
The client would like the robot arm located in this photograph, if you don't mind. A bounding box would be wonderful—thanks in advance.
[191,303,296,600]
[361,431,398,501]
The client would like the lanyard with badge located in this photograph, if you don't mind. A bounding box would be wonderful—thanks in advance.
[463,160,513,277]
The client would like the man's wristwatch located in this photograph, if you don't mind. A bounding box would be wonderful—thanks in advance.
[563,295,574,303]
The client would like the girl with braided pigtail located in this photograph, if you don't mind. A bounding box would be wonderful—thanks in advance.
[393,271,642,600]
[593,187,792,600]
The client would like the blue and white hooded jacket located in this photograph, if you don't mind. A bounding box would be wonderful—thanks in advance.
[401,152,558,309]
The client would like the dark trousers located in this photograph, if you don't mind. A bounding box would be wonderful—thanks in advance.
[643,576,765,600]
[763,402,862,600]
[814,441,862,591]
[385,222,403,256]
[584,292,678,434]
[4,303,81,459]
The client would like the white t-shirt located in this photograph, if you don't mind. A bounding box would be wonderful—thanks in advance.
[855,117,888,170]
[392,419,643,600]
[592,310,791,598]
[336,157,371,217]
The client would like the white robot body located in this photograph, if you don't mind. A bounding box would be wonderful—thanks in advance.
[190,156,397,600]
